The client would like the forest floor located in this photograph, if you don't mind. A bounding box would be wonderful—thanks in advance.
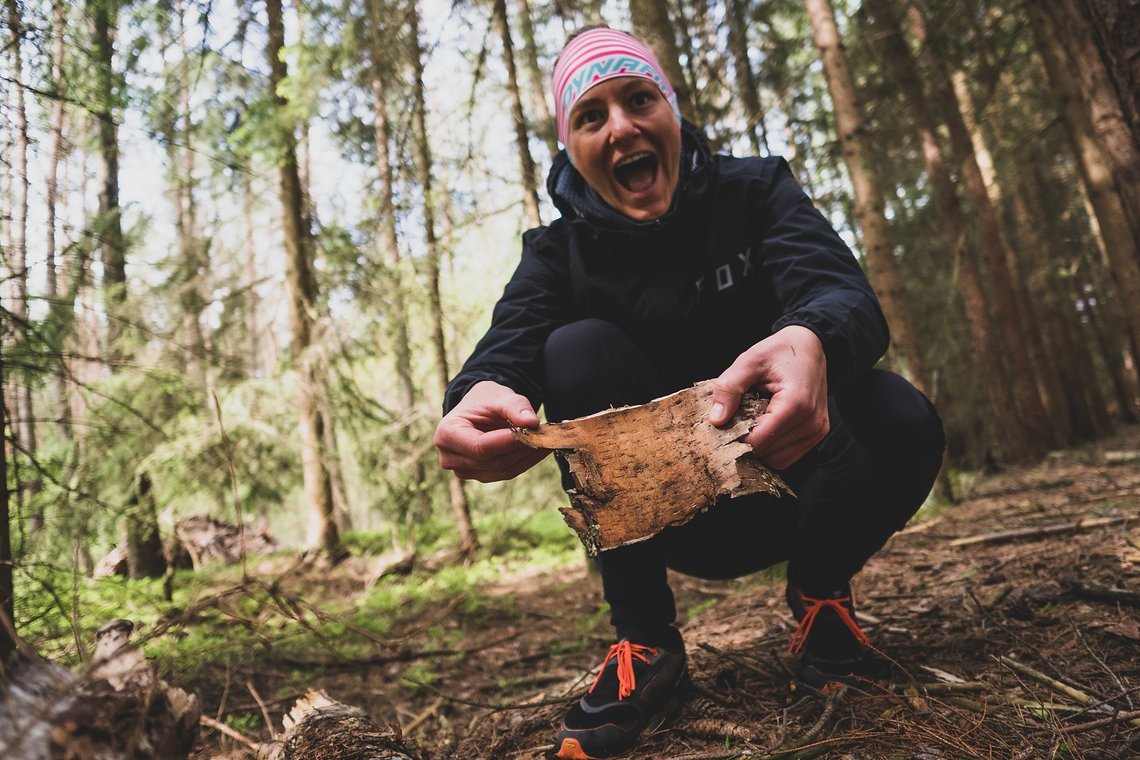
[187,428,1140,759]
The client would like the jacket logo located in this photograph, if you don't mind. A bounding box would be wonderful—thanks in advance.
[696,247,755,295]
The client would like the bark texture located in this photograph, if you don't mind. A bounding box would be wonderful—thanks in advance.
[89,0,127,361]
[864,0,1029,459]
[906,1,1054,455]
[258,690,416,759]
[0,620,200,759]
[1030,2,1140,367]
[493,0,543,228]
[367,0,432,526]
[410,1,478,559]
[514,381,791,555]
[804,0,928,395]
[1044,1,1140,250]
[266,0,340,557]
[630,0,697,122]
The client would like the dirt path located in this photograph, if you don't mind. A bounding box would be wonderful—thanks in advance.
[193,430,1140,759]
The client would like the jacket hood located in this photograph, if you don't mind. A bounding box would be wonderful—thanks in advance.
[546,120,714,235]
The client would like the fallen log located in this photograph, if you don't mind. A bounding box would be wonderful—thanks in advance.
[514,380,792,555]
[257,689,417,760]
[0,620,200,759]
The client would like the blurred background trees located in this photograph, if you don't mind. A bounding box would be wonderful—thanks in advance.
[2,0,1139,657]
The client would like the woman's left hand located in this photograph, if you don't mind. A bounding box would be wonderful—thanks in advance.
[707,325,829,470]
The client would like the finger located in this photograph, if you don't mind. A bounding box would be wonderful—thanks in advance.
[744,395,826,456]
[439,436,548,472]
[708,358,759,426]
[756,431,822,470]
[437,426,523,464]
[490,392,540,429]
[453,449,549,482]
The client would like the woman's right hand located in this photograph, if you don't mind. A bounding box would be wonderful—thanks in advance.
[434,381,550,482]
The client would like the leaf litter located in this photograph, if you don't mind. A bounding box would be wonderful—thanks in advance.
[189,427,1140,759]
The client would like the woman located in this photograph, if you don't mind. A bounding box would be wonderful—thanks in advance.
[435,26,944,759]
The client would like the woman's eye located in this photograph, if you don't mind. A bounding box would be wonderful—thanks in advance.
[630,91,652,107]
[576,110,601,127]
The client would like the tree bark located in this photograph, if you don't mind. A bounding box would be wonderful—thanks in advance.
[1030,2,1140,377]
[6,0,39,502]
[515,0,558,157]
[863,0,1028,459]
[46,0,71,441]
[629,0,697,123]
[174,0,208,391]
[409,0,478,560]
[367,0,432,529]
[266,0,340,558]
[0,343,14,663]
[951,69,1071,440]
[906,0,1055,455]
[726,0,768,155]
[89,0,127,364]
[241,168,262,378]
[803,0,929,396]
[1044,1,1140,251]
[493,0,542,228]
[1076,0,1140,149]
[125,473,166,579]
[515,382,790,555]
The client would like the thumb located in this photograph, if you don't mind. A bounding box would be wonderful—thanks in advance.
[708,381,745,428]
[504,395,540,428]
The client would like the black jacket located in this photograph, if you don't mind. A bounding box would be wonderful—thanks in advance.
[443,122,888,414]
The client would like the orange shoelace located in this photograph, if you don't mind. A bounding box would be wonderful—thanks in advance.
[787,596,871,655]
[588,640,658,700]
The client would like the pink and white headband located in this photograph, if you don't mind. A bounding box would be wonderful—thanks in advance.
[552,28,681,149]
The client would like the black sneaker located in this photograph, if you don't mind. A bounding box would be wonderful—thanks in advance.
[554,639,688,759]
[786,583,884,689]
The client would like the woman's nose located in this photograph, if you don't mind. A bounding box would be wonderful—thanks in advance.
[608,107,640,143]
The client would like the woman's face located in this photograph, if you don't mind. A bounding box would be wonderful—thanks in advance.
[567,77,681,222]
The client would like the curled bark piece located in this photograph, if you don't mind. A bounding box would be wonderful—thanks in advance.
[258,689,417,760]
[513,380,793,555]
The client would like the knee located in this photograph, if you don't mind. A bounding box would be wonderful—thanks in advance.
[843,370,945,460]
[841,370,945,502]
[543,319,662,421]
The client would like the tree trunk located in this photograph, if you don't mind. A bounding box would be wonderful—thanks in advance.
[89,0,127,364]
[367,0,432,532]
[46,0,71,442]
[1030,2,1140,376]
[515,0,558,157]
[125,473,166,579]
[803,0,929,396]
[726,0,768,155]
[629,0,697,123]
[0,343,14,663]
[493,0,542,228]
[241,168,262,378]
[266,0,340,558]
[174,0,208,391]
[951,69,1071,441]
[1047,0,1140,247]
[1076,0,1140,149]
[905,0,1055,455]
[6,0,39,503]
[409,0,478,560]
[863,0,1028,459]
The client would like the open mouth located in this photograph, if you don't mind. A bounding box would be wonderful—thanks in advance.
[613,152,658,193]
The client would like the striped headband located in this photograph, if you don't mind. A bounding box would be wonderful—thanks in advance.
[552,28,681,150]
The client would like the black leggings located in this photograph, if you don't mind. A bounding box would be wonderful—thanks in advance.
[543,319,946,641]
